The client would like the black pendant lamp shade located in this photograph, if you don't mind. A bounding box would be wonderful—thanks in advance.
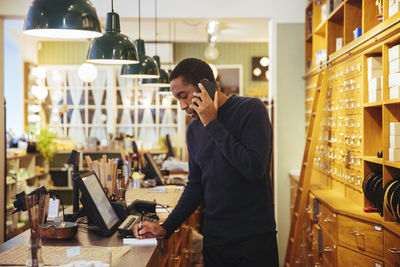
[23,0,102,39]
[142,56,170,87]
[120,39,160,78]
[87,12,139,64]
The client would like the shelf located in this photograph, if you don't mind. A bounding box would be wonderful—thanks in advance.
[364,101,383,107]
[384,99,400,105]
[48,186,73,191]
[314,20,326,36]
[328,1,345,20]
[384,161,400,169]
[364,156,383,164]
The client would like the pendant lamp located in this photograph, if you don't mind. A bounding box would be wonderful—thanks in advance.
[23,0,102,39]
[87,0,139,64]
[142,0,170,87]
[120,0,159,78]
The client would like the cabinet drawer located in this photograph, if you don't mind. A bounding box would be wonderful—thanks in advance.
[384,230,400,265]
[318,203,337,240]
[338,215,383,257]
[337,245,383,267]
[321,228,337,267]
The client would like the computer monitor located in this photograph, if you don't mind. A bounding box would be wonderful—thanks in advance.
[75,172,120,236]
[165,134,175,159]
[144,152,164,186]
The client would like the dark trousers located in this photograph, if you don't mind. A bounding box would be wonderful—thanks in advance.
[202,231,279,267]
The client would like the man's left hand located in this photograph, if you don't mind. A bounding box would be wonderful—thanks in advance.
[191,83,219,126]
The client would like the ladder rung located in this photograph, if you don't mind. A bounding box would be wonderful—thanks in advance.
[307,137,311,141]
[317,87,321,91]
[298,187,303,193]
[294,212,299,218]
[303,162,308,167]
[312,112,316,116]
[290,237,294,243]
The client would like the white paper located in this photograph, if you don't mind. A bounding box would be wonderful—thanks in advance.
[123,238,157,246]
[66,247,81,258]
[48,198,59,219]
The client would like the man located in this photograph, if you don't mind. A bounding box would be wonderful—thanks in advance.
[134,58,278,266]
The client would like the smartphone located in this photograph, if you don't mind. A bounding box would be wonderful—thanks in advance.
[197,79,217,101]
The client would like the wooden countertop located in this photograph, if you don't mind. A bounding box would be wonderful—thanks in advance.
[311,188,400,237]
[0,186,185,266]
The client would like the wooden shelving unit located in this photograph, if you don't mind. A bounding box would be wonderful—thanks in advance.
[297,0,400,265]
[5,153,50,240]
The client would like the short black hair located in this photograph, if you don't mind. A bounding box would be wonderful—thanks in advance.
[170,58,215,86]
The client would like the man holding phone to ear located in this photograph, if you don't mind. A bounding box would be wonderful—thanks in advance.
[134,58,278,267]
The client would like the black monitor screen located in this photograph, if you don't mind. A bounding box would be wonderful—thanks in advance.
[144,152,164,186]
[76,172,120,236]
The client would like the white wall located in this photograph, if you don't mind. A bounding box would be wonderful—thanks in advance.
[0,17,5,243]
[271,22,305,265]
[4,20,24,136]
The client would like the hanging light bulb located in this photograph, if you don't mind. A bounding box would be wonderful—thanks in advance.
[78,63,98,82]
[31,85,48,100]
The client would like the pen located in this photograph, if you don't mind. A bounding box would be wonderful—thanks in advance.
[138,211,144,237]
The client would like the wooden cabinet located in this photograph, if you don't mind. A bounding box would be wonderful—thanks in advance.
[318,202,338,240]
[320,228,337,267]
[337,245,383,267]
[338,215,383,257]
[384,230,400,266]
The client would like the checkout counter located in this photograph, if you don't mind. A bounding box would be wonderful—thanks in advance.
[0,186,199,267]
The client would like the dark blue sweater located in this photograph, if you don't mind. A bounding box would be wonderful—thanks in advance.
[162,95,276,238]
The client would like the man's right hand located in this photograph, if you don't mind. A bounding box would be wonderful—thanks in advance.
[134,221,167,239]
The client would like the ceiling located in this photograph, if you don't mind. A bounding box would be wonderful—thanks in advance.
[0,0,309,43]
[114,18,269,43]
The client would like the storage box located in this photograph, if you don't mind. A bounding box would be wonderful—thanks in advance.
[367,56,382,69]
[389,147,400,161]
[390,122,400,136]
[368,69,382,81]
[336,38,343,51]
[390,86,400,99]
[369,76,383,90]
[390,59,400,73]
[390,135,400,147]
[389,73,400,87]
[368,88,382,103]
[389,2,400,18]
[353,27,362,40]
[389,44,400,62]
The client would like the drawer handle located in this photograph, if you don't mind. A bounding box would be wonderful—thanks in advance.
[349,231,364,237]
[323,217,333,222]
[323,246,335,252]
[388,248,400,254]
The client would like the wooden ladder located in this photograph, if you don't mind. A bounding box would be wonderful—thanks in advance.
[284,69,328,267]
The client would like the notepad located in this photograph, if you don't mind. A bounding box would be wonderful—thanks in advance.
[123,238,157,246]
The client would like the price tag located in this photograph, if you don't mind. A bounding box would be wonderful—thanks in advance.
[48,198,59,219]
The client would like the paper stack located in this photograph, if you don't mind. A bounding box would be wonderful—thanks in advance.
[390,122,400,161]
[389,44,400,99]
[367,56,382,103]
